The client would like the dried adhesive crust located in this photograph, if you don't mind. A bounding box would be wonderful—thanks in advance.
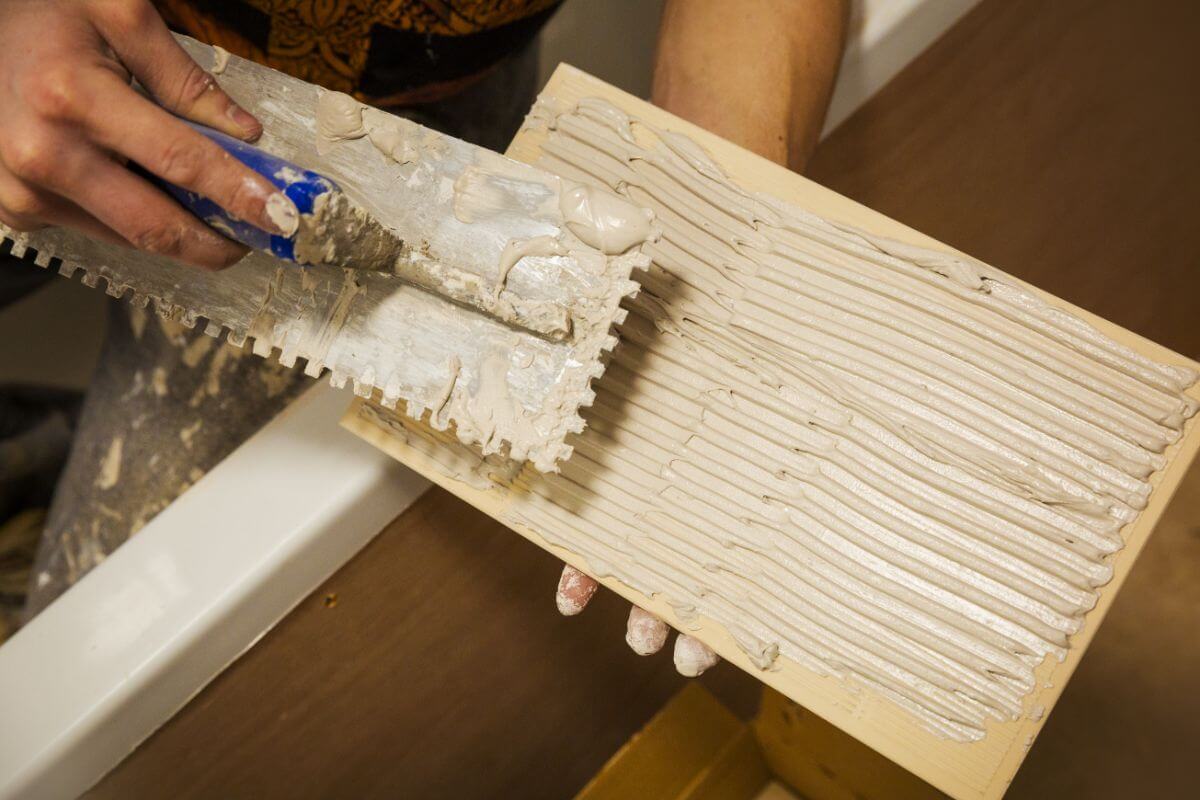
[464,95,1199,741]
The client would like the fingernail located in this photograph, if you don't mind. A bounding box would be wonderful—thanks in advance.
[626,607,668,655]
[199,227,250,267]
[214,241,250,270]
[227,103,262,140]
[193,234,248,271]
[674,635,719,677]
[263,192,299,237]
[555,565,597,616]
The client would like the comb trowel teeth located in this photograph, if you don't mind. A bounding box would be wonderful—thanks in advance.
[0,34,654,472]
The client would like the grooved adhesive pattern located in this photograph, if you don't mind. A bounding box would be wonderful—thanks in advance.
[526,95,1198,741]
[350,86,1200,750]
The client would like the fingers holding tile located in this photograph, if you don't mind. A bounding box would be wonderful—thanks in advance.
[674,634,720,677]
[625,606,669,655]
[555,564,598,616]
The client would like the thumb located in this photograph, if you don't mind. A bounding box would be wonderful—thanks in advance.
[87,0,263,142]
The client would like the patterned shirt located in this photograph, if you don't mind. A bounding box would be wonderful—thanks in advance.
[153,0,563,105]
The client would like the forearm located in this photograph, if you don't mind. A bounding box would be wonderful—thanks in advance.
[651,0,849,172]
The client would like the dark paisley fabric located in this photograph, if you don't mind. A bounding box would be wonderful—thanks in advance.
[153,0,562,103]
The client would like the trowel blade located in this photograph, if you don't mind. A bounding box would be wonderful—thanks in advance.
[0,35,648,471]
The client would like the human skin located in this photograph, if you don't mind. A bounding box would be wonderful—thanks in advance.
[0,0,296,269]
[555,0,850,675]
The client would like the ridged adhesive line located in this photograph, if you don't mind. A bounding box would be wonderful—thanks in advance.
[468,95,1200,741]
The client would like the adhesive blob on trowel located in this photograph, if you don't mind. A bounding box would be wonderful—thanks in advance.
[315,90,367,154]
[318,90,422,165]
[559,184,655,255]
[210,45,230,75]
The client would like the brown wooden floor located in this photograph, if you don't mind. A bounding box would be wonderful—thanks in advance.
[89,0,1199,797]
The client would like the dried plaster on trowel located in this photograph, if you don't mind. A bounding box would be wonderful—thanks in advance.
[315,90,425,172]
[311,90,646,343]
[448,95,1200,742]
[209,45,230,75]
[316,89,653,471]
[95,437,123,491]
[286,190,557,348]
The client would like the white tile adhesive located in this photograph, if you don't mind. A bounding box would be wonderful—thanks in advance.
[356,95,1198,741]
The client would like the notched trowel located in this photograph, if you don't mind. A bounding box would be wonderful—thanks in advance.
[0,36,654,472]
[153,123,577,342]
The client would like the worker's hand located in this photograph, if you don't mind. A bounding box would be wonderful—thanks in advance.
[556,565,720,677]
[0,0,297,269]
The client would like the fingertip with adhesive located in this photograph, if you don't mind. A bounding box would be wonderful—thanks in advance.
[555,564,598,616]
[221,169,297,238]
[625,606,669,656]
[263,191,298,236]
[673,634,719,677]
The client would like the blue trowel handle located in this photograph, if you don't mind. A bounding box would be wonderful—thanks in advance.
[149,122,337,262]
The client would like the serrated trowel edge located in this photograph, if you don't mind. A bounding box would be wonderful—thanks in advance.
[1,229,645,472]
[0,35,650,472]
